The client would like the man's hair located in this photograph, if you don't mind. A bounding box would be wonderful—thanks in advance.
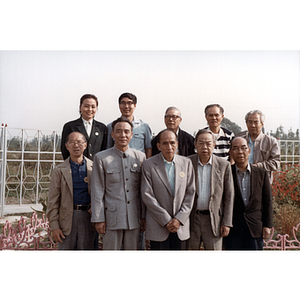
[204,104,224,115]
[229,136,248,150]
[245,110,265,123]
[194,129,216,143]
[157,129,178,143]
[79,94,98,106]
[112,116,134,131]
[65,131,87,143]
[118,92,137,104]
[165,106,181,116]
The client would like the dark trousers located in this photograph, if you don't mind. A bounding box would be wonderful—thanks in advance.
[150,233,186,250]
[223,218,263,250]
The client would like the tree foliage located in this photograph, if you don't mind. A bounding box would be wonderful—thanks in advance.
[221,117,242,135]
[269,125,299,140]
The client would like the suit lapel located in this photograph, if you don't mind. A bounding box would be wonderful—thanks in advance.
[61,158,73,196]
[75,118,89,141]
[210,155,218,197]
[154,155,173,196]
[191,155,199,196]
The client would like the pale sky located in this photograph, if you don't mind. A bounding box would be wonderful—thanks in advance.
[1,50,299,137]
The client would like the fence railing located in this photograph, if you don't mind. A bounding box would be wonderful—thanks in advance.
[0,125,63,217]
[1,125,299,217]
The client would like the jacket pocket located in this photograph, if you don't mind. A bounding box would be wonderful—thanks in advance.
[107,169,121,183]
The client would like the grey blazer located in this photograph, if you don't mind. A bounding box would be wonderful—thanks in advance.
[189,154,234,237]
[91,146,146,230]
[141,154,195,242]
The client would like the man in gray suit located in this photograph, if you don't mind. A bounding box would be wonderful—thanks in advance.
[141,129,195,250]
[91,117,146,250]
[188,129,234,250]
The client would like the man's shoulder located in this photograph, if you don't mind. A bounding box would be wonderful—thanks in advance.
[221,127,234,136]
[93,119,107,130]
[235,130,248,138]
[94,147,115,159]
[212,154,231,168]
[179,128,194,141]
[128,148,146,159]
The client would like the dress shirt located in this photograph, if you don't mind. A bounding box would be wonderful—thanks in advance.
[248,137,254,164]
[196,156,212,211]
[82,117,92,137]
[235,164,251,207]
[162,154,175,196]
[106,116,152,152]
[70,158,90,205]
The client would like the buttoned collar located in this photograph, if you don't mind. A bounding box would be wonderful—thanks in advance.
[235,163,251,174]
[197,155,213,167]
[113,145,130,158]
[161,153,176,165]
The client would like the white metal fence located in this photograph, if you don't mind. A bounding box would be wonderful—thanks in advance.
[0,125,299,217]
[0,125,63,217]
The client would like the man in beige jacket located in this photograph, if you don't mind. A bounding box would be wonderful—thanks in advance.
[47,131,95,250]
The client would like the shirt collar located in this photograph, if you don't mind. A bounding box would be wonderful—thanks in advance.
[235,163,251,174]
[82,117,93,125]
[70,157,86,167]
[197,155,213,166]
[161,153,176,165]
[113,145,130,158]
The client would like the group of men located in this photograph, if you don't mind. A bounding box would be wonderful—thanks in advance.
[46,92,280,251]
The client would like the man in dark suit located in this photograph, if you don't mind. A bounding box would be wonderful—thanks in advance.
[224,137,273,250]
[151,106,194,157]
[61,94,107,161]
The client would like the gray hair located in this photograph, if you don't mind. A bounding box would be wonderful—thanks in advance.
[245,110,265,123]
[165,106,181,116]
[195,129,217,144]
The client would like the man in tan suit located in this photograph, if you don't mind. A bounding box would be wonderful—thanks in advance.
[141,129,195,250]
[189,129,234,250]
[47,131,95,250]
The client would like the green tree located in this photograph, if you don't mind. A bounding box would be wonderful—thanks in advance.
[221,117,242,135]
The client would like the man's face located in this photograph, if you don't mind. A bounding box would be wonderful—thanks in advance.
[194,132,215,161]
[157,130,178,162]
[246,113,263,137]
[65,132,87,159]
[79,98,98,121]
[205,106,224,129]
[230,137,251,165]
[111,121,133,150]
[164,108,182,132]
[119,97,136,118]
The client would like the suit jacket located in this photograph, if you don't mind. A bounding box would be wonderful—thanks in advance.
[189,154,234,237]
[91,147,146,230]
[61,117,107,161]
[141,153,195,242]
[229,164,273,238]
[151,128,195,157]
[46,157,93,236]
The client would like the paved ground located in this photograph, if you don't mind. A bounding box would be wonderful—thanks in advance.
[0,204,43,222]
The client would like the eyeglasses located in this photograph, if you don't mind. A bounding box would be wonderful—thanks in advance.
[231,146,249,153]
[68,140,86,145]
[120,101,135,106]
[164,115,181,120]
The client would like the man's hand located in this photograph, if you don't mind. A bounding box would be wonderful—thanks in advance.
[95,222,106,234]
[263,227,271,239]
[52,228,65,243]
[166,218,181,233]
[140,218,146,233]
[220,226,230,237]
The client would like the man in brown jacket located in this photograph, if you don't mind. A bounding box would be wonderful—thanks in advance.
[47,131,95,250]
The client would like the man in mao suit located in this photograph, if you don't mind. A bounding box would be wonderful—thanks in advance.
[47,131,95,250]
[141,129,195,250]
[61,94,107,161]
[188,129,234,250]
[91,117,146,250]
[151,106,194,157]
[223,137,273,250]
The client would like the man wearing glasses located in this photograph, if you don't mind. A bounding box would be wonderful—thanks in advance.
[151,106,195,156]
[106,92,152,158]
[223,137,273,250]
[47,132,95,250]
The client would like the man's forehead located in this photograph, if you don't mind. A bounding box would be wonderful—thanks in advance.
[69,132,85,139]
[232,138,247,147]
[166,109,180,115]
[114,122,131,130]
[160,131,176,141]
[207,106,221,114]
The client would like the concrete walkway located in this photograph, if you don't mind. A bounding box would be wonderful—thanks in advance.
[1,204,43,218]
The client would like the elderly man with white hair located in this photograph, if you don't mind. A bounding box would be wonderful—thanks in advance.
[237,110,280,183]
